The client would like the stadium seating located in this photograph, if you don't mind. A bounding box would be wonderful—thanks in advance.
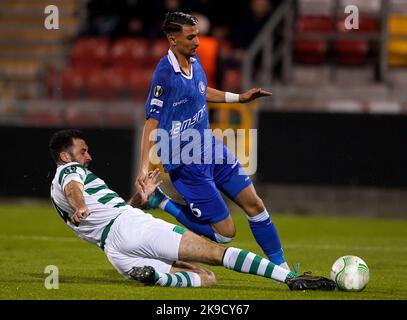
[148,38,170,66]
[110,38,150,67]
[70,37,110,68]
[127,67,155,100]
[334,41,369,65]
[335,16,379,65]
[60,36,163,100]
[294,14,380,66]
[61,67,90,99]
[294,16,335,64]
[0,0,81,100]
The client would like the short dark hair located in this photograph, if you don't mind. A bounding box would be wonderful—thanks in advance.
[162,12,198,36]
[49,129,85,163]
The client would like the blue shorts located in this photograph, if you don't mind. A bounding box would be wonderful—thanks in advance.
[168,143,252,225]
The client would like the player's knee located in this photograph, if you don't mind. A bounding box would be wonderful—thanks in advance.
[247,196,265,216]
[212,217,236,240]
[214,232,234,244]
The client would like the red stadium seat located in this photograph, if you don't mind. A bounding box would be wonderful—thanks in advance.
[294,16,335,64]
[61,66,90,99]
[295,16,336,33]
[294,40,328,64]
[110,37,150,67]
[148,38,169,66]
[70,37,110,67]
[85,67,111,99]
[335,41,369,55]
[127,66,155,100]
[334,17,377,65]
[86,67,133,100]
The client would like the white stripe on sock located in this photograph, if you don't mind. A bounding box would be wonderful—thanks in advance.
[159,198,170,210]
[223,247,240,269]
[155,272,167,286]
[241,252,257,273]
[187,272,202,287]
[246,210,270,223]
[170,273,179,287]
[270,265,290,282]
[257,258,269,276]
[214,232,233,244]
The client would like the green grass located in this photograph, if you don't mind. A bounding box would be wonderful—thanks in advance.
[0,203,406,300]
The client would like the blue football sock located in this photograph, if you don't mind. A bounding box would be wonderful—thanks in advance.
[163,199,217,242]
[247,210,286,265]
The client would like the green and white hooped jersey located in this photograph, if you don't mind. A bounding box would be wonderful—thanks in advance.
[50,162,134,248]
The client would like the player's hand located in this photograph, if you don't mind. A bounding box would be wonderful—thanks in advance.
[144,168,163,197]
[136,168,162,204]
[71,206,90,226]
[239,88,272,103]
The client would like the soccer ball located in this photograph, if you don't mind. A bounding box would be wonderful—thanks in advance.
[330,255,369,291]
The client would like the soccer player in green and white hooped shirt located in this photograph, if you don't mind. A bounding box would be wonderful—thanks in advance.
[49,129,335,290]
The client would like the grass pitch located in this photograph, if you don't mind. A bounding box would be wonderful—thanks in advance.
[0,203,406,300]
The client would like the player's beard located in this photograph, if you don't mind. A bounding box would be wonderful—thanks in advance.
[68,151,90,168]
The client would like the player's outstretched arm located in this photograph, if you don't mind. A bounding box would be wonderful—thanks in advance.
[137,118,159,182]
[64,180,90,226]
[206,87,272,103]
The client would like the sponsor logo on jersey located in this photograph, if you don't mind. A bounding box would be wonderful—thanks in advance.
[64,166,77,174]
[199,81,205,95]
[151,98,163,107]
[169,104,206,136]
[153,85,163,98]
[173,98,188,107]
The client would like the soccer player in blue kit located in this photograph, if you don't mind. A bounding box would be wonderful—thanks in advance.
[137,12,290,270]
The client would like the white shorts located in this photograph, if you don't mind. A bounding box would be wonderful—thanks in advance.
[103,208,185,277]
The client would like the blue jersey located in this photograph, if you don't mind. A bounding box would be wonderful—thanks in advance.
[145,49,210,172]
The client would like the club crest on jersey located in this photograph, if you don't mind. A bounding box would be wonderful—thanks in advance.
[153,85,163,98]
[199,81,205,95]
[64,166,77,174]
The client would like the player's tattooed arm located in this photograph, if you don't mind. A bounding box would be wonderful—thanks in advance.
[128,169,162,208]
[64,180,90,226]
